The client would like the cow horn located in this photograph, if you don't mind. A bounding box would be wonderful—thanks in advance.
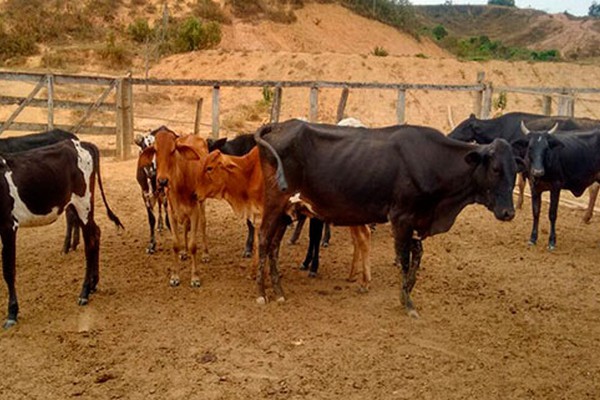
[520,120,531,135]
[548,122,559,135]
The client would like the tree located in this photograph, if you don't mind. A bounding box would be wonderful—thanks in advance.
[590,1,600,17]
[488,0,515,6]
[432,24,448,40]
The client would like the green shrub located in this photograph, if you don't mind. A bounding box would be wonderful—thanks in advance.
[171,17,222,53]
[40,51,67,69]
[192,0,232,24]
[432,24,448,41]
[342,0,419,38]
[488,0,515,6]
[372,46,389,57]
[98,32,132,68]
[493,91,508,112]
[0,25,37,63]
[128,19,155,43]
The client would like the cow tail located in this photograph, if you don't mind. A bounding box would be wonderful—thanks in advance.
[254,124,288,192]
[87,143,125,230]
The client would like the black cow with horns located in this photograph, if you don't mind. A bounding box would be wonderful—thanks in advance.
[255,119,521,317]
[0,139,124,328]
[513,122,600,250]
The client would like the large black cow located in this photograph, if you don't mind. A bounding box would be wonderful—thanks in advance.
[449,112,600,210]
[0,139,124,328]
[255,119,521,316]
[513,123,600,250]
[0,129,81,253]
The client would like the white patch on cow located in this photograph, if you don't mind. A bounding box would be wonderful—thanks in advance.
[537,136,542,142]
[5,171,60,229]
[337,117,366,128]
[69,140,93,225]
[288,192,317,216]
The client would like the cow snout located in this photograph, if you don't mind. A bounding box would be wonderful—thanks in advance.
[158,178,169,188]
[497,208,515,221]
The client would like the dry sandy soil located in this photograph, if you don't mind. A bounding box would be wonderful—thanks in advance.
[1,3,600,399]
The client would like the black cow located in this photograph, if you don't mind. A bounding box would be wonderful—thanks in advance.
[0,129,82,253]
[513,123,600,250]
[255,119,520,317]
[449,112,600,210]
[0,139,124,328]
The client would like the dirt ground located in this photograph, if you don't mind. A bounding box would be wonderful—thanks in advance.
[0,155,599,400]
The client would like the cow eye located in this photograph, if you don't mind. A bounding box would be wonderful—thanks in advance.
[206,166,213,173]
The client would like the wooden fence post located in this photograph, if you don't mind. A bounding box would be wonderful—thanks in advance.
[396,89,406,124]
[47,74,54,130]
[473,71,485,118]
[557,92,574,117]
[309,86,319,122]
[116,76,134,160]
[270,86,282,123]
[542,95,552,116]
[211,85,220,139]
[481,82,493,119]
[336,87,349,122]
[194,98,203,135]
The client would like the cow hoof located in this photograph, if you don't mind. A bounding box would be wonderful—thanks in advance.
[357,286,369,294]
[528,240,537,247]
[406,309,420,319]
[170,278,180,287]
[256,296,268,305]
[308,271,317,278]
[146,246,155,255]
[78,297,89,306]
[201,254,210,263]
[3,319,17,329]
[276,296,286,303]
[242,250,252,259]
[547,244,556,251]
[321,242,329,248]
[299,263,309,271]
[179,252,189,261]
[190,278,201,288]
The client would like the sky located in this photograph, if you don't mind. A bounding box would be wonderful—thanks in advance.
[409,1,592,16]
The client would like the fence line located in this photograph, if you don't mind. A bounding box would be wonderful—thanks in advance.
[2,70,600,159]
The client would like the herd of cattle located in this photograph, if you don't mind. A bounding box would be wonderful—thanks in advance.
[1,111,600,328]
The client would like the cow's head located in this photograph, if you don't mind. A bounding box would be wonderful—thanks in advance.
[195,150,238,201]
[138,127,205,190]
[466,138,522,221]
[448,113,479,142]
[512,121,561,178]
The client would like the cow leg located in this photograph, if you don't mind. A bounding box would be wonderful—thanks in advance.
[189,207,202,287]
[79,221,101,305]
[63,206,80,254]
[529,184,542,246]
[406,239,423,295]
[350,225,371,292]
[250,221,260,279]
[391,221,418,318]
[157,197,165,232]
[197,201,210,263]
[304,218,324,277]
[243,219,254,258]
[321,223,331,247]
[516,173,526,210]
[548,188,561,251]
[268,217,288,302]
[146,206,157,254]
[583,183,599,224]
[258,209,287,304]
[288,214,307,245]
[1,229,18,329]
[168,214,183,287]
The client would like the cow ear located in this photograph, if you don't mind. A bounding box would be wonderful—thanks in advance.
[134,134,145,147]
[208,137,227,152]
[205,150,222,173]
[465,150,483,166]
[547,136,564,150]
[515,156,526,173]
[511,138,529,159]
[138,145,155,166]
[176,143,202,160]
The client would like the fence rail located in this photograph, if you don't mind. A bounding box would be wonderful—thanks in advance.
[1,70,600,160]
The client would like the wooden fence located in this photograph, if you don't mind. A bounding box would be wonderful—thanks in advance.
[1,70,599,160]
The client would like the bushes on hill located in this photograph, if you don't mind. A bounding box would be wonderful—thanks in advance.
[342,0,420,37]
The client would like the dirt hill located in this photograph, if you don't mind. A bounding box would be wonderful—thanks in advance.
[416,5,600,59]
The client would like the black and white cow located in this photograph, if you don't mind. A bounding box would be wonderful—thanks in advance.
[0,129,82,253]
[0,139,124,328]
